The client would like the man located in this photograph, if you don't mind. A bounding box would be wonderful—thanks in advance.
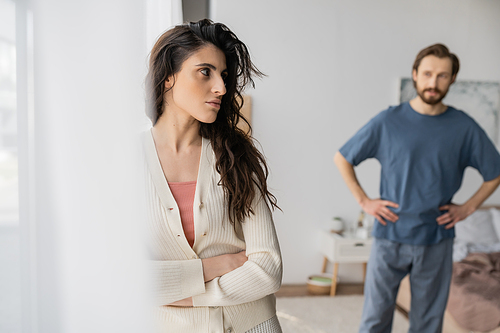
[334,43,500,333]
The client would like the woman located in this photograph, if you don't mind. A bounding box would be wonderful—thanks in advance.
[143,19,283,333]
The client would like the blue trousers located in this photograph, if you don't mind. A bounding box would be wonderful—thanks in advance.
[359,237,453,333]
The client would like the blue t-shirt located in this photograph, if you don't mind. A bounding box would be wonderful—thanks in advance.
[339,102,500,245]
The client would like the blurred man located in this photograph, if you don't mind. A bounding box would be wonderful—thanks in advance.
[334,43,500,333]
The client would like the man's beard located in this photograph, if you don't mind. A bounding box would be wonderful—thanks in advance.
[416,87,449,105]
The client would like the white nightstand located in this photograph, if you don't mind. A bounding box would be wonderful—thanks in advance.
[319,230,373,296]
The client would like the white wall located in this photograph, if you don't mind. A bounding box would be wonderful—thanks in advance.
[211,0,500,284]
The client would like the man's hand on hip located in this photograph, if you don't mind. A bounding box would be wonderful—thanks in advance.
[360,198,399,226]
[437,203,474,229]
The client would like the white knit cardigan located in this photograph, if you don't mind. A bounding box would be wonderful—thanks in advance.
[143,130,282,333]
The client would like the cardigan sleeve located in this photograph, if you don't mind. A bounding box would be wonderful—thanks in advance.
[149,258,206,306]
[191,194,282,307]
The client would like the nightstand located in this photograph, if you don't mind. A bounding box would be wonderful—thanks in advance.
[319,230,373,296]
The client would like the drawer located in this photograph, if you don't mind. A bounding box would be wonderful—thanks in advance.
[337,241,372,260]
[319,230,373,262]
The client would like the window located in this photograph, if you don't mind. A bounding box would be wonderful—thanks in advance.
[0,1,21,332]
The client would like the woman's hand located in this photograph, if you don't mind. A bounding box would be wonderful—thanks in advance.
[166,252,247,306]
[202,251,248,282]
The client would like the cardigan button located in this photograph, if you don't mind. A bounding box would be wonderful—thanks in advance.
[226,328,233,333]
[202,232,207,236]
[199,202,204,208]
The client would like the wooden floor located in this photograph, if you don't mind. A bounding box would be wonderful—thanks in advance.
[276,283,409,319]
[275,283,364,297]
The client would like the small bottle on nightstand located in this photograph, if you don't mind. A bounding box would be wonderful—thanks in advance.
[356,211,369,239]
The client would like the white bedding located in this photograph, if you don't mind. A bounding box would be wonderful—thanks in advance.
[453,208,500,262]
[453,240,500,262]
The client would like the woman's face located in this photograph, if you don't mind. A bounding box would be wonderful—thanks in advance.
[164,44,227,124]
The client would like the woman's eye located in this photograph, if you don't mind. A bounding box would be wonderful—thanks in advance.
[200,68,210,76]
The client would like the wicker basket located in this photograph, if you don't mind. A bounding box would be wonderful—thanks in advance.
[307,275,332,295]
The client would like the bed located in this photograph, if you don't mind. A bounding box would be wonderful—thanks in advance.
[395,206,500,333]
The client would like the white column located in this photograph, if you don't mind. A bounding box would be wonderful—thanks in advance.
[28,1,150,332]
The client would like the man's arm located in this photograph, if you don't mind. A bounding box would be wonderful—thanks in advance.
[333,151,399,225]
[437,174,500,229]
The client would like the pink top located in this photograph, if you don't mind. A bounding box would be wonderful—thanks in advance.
[168,181,196,247]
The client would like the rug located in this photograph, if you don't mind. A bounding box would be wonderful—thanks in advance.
[276,295,409,333]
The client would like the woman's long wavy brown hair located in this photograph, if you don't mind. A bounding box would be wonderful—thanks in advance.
[145,19,278,224]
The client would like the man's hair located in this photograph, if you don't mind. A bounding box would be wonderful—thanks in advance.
[412,43,460,76]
